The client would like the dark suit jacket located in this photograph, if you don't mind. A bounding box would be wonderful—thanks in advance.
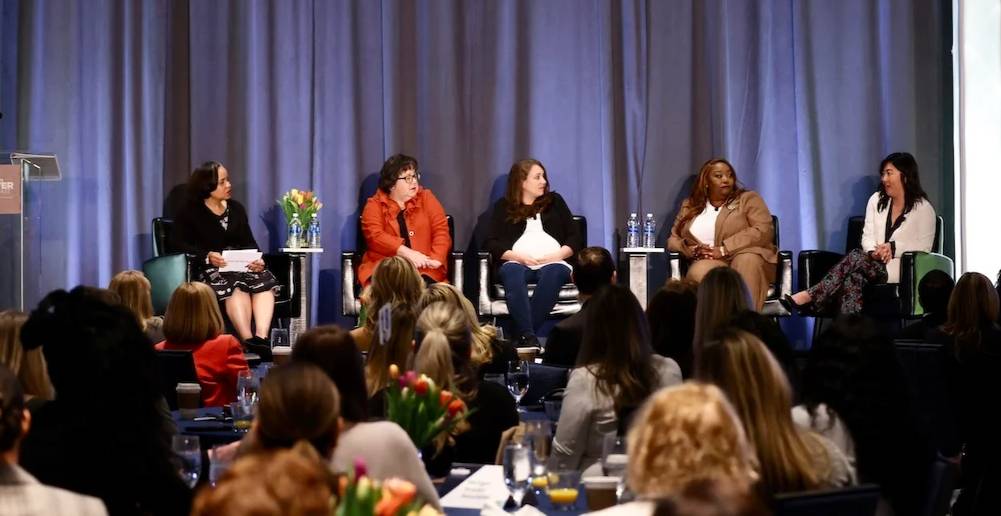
[542,299,590,367]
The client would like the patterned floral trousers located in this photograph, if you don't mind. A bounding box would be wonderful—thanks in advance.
[807,248,888,314]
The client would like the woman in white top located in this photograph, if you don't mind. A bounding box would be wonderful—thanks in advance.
[549,285,682,473]
[485,159,584,347]
[784,152,936,314]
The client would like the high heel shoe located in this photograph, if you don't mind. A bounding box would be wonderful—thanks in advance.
[780,294,808,315]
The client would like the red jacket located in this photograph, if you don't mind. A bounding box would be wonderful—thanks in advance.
[358,188,451,285]
[155,334,248,407]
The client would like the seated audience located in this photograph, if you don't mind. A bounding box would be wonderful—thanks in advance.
[192,442,334,516]
[646,279,698,377]
[292,326,440,508]
[415,283,516,376]
[542,246,616,368]
[351,256,425,352]
[108,270,164,343]
[0,363,107,515]
[727,310,799,399]
[693,267,750,354]
[364,303,416,416]
[896,269,953,341]
[18,287,191,515]
[244,362,340,458]
[415,302,519,466]
[155,282,248,407]
[0,311,53,402]
[696,328,855,495]
[589,383,760,515]
[550,285,682,473]
[933,272,1001,515]
[798,314,932,515]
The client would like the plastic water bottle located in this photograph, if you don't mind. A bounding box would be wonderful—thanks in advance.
[287,213,303,249]
[306,213,321,248]
[626,213,640,248]
[643,213,657,248]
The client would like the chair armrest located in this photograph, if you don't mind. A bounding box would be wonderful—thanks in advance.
[477,251,492,316]
[450,251,464,294]
[777,249,793,301]
[797,250,844,292]
[667,251,684,281]
[900,251,954,317]
[341,251,360,316]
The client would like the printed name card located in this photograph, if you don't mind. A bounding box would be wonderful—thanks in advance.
[440,465,510,510]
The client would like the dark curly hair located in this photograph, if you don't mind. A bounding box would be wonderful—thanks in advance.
[377,154,419,193]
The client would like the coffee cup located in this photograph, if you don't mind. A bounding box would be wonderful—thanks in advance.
[176,382,202,419]
[583,476,619,511]
[272,345,292,366]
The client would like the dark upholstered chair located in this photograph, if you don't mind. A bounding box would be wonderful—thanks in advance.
[154,350,199,410]
[341,214,463,317]
[142,253,188,316]
[772,484,881,516]
[667,215,793,316]
[477,215,586,317]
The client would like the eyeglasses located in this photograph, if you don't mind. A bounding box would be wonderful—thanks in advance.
[396,173,421,184]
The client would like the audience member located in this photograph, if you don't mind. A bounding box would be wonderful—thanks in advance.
[798,314,932,515]
[897,269,954,341]
[696,328,855,495]
[550,285,682,473]
[0,363,107,515]
[351,256,425,352]
[364,302,416,402]
[18,287,191,515]
[292,326,440,508]
[646,279,698,377]
[727,310,799,399]
[108,270,164,343]
[155,282,248,407]
[416,282,516,376]
[415,302,519,466]
[0,311,53,402]
[245,363,340,459]
[542,246,616,368]
[692,267,751,352]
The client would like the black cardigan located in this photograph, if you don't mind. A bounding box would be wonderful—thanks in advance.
[172,199,260,267]
[484,192,583,271]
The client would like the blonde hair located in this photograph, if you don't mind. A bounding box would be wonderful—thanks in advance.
[163,282,225,344]
[363,257,424,334]
[365,303,416,395]
[627,382,757,498]
[417,283,496,366]
[415,302,476,401]
[108,270,154,330]
[696,328,827,494]
[0,310,54,400]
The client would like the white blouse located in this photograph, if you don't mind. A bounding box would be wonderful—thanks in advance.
[688,201,720,246]
[512,214,571,271]
[859,192,936,283]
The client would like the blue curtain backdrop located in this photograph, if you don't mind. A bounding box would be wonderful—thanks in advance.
[0,0,952,346]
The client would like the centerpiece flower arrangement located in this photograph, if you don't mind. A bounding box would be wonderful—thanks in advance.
[279,188,323,224]
[335,460,441,516]
[384,365,471,451]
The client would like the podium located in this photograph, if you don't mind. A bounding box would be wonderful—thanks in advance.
[0,153,61,310]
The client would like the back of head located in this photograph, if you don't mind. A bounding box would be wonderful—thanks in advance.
[917,269,954,317]
[0,310,51,400]
[574,247,615,295]
[627,383,756,499]
[693,268,751,349]
[163,282,224,344]
[254,363,341,458]
[365,302,416,395]
[108,270,154,327]
[945,272,1000,357]
[417,283,497,366]
[0,363,25,454]
[292,326,368,423]
[192,442,334,516]
[415,302,475,399]
[727,310,797,394]
[650,479,769,516]
[647,280,698,377]
[366,257,424,331]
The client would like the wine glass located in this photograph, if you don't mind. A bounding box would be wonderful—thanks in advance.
[172,435,201,488]
[523,420,552,489]
[506,360,530,408]
[208,444,233,487]
[502,443,531,507]
[236,369,259,406]
[601,432,628,499]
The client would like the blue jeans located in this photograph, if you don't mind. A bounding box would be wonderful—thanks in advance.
[499,262,571,337]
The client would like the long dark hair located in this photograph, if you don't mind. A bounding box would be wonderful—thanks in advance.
[291,326,369,423]
[676,159,745,230]
[943,272,1000,361]
[647,279,698,378]
[504,159,553,222]
[577,285,659,415]
[188,160,224,201]
[876,152,928,214]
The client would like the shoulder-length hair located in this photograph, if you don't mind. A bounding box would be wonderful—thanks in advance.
[109,270,154,330]
[576,284,659,415]
[377,154,419,193]
[676,159,746,230]
[504,159,553,223]
[876,152,928,214]
[291,325,369,424]
[943,272,1000,360]
[253,362,341,459]
[696,328,825,494]
[0,310,53,400]
[188,161,224,201]
[416,283,497,366]
[363,257,425,334]
[162,282,224,344]
[693,267,751,352]
[364,302,416,395]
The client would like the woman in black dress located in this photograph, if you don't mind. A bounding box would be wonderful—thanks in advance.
[173,161,277,346]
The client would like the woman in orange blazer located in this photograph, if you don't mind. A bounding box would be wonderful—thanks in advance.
[358,154,452,286]
[667,159,777,310]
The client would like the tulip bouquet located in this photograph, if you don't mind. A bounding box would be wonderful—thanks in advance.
[384,365,472,451]
[335,459,441,516]
[279,188,323,225]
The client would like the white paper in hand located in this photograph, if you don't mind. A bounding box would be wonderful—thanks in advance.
[377,303,392,346]
[220,249,262,272]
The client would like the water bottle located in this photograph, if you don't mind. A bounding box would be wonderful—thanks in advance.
[287,213,303,249]
[626,213,639,248]
[643,213,657,248]
[306,213,321,248]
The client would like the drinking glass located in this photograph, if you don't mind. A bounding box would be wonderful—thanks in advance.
[270,328,289,348]
[503,443,531,507]
[602,432,628,499]
[172,435,201,488]
[506,361,530,407]
[523,420,552,489]
[236,369,259,406]
[547,470,580,510]
[230,400,254,431]
[208,444,233,487]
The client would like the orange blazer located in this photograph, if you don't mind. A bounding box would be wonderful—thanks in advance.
[358,188,451,285]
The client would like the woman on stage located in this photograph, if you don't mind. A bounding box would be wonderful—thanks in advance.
[667,158,777,311]
[173,161,277,347]
[783,152,936,314]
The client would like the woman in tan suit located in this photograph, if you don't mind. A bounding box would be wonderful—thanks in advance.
[667,159,777,310]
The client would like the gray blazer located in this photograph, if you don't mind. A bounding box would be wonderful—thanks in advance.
[0,463,107,516]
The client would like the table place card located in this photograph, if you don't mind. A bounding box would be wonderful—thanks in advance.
[439,464,510,510]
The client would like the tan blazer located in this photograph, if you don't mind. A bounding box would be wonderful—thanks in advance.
[666,190,777,263]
